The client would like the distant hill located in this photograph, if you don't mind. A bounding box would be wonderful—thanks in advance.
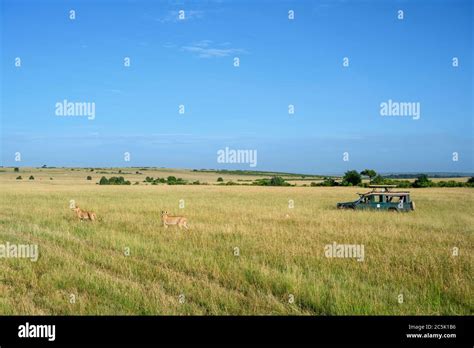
[381,172,474,179]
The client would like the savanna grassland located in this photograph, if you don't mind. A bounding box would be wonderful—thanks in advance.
[0,168,472,315]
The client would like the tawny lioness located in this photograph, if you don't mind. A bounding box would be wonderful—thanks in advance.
[161,211,189,229]
[71,205,97,221]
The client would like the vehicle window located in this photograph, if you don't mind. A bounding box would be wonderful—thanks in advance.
[371,195,383,203]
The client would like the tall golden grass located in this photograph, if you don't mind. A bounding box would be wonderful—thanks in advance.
[0,168,472,314]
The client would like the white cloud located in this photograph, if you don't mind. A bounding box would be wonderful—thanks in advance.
[181,40,246,58]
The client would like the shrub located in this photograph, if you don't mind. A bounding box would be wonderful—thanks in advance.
[86,176,92,180]
[99,176,109,185]
[107,176,131,185]
[253,176,290,186]
[217,177,224,182]
[436,180,463,188]
[14,167,19,172]
[321,177,338,186]
[166,176,186,185]
[342,170,361,186]
[29,175,34,180]
[371,175,386,185]
[360,169,377,183]
[413,174,432,188]
[16,176,22,180]
[467,177,474,186]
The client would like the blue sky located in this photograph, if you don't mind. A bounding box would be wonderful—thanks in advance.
[1,0,473,174]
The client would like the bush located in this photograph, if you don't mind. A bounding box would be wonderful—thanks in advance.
[29,175,34,180]
[371,175,386,185]
[321,177,338,186]
[413,174,432,188]
[166,176,186,185]
[107,176,131,185]
[14,167,19,172]
[360,169,377,183]
[342,170,361,186]
[253,176,290,186]
[99,175,132,185]
[217,177,224,182]
[467,177,474,186]
[436,180,464,188]
[16,176,22,180]
[86,176,92,180]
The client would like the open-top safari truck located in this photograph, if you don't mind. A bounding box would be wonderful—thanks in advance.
[337,185,415,212]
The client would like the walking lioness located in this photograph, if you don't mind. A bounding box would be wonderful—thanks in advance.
[71,205,97,221]
[161,211,189,229]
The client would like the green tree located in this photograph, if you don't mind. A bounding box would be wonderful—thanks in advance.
[86,176,92,180]
[360,169,377,183]
[371,175,386,185]
[217,177,224,182]
[99,176,109,185]
[167,176,177,184]
[270,176,287,186]
[342,170,362,186]
[413,174,432,188]
[321,177,337,186]
[29,175,35,180]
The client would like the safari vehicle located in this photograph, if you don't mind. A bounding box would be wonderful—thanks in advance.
[337,185,415,212]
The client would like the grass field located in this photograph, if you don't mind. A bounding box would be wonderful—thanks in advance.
[0,168,472,315]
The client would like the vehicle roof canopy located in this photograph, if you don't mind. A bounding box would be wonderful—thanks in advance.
[368,185,397,188]
[358,192,410,196]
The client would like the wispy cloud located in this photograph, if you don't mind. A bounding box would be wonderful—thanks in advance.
[181,40,246,58]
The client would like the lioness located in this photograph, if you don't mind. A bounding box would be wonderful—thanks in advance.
[72,205,97,221]
[161,211,188,229]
